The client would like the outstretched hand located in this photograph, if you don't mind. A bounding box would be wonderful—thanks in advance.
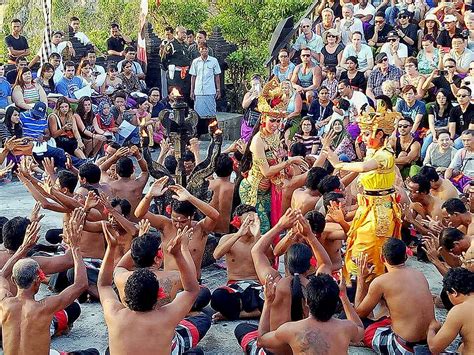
[21,221,41,252]
[84,191,99,211]
[102,221,119,247]
[167,226,193,255]
[277,208,300,230]
[169,184,192,201]
[138,219,151,237]
[63,208,85,248]
[355,253,374,280]
[148,176,169,197]
[264,274,277,304]
[326,201,345,224]
[30,202,45,223]
[0,161,15,178]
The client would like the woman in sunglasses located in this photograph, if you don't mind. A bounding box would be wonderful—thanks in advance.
[238,80,308,234]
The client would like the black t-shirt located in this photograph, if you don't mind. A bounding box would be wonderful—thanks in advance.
[449,104,474,136]
[5,35,29,61]
[431,75,462,101]
[6,69,18,85]
[366,23,393,45]
[436,28,462,49]
[107,37,126,53]
[399,24,418,57]
[339,70,367,91]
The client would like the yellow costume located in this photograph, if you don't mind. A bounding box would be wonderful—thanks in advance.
[343,110,402,283]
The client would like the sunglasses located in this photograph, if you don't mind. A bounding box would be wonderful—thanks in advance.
[444,65,455,68]
[378,58,388,63]
[375,20,384,23]
[398,124,410,128]
[269,118,282,123]
[327,34,337,38]
[388,38,398,42]
[301,54,311,57]
[302,25,310,28]
[457,94,469,98]
[279,55,288,58]
[399,15,409,19]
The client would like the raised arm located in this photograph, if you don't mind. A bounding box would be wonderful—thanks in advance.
[427,312,462,354]
[169,184,220,233]
[162,226,200,322]
[44,209,88,313]
[134,176,170,228]
[354,254,382,317]
[214,216,251,259]
[339,279,365,342]
[299,215,333,275]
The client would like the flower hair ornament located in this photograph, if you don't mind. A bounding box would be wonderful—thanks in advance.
[230,215,242,229]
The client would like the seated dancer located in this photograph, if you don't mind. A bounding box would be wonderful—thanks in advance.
[98,225,211,355]
[113,228,182,307]
[290,167,328,215]
[99,145,149,222]
[0,211,94,355]
[239,274,364,354]
[442,198,474,236]
[135,177,220,306]
[439,228,474,269]
[77,162,113,197]
[355,238,434,354]
[428,268,474,354]
[235,209,334,354]
[274,210,345,276]
[419,166,459,201]
[209,154,235,236]
[211,205,265,321]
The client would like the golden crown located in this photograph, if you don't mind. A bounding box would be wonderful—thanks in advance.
[357,109,402,135]
[257,77,288,118]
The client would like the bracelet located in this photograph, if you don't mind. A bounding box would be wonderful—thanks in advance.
[448,81,454,84]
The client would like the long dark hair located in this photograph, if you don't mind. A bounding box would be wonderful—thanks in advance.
[287,243,312,321]
[434,88,453,113]
[4,106,22,138]
[76,96,94,127]
[39,63,55,91]
[296,116,317,136]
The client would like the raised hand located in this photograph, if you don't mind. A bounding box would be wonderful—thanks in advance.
[326,201,345,224]
[138,219,151,237]
[0,161,15,178]
[236,216,251,237]
[264,274,277,304]
[321,130,336,150]
[277,208,300,230]
[167,226,193,255]
[355,253,374,280]
[169,184,192,201]
[41,175,54,195]
[21,221,41,251]
[84,191,99,211]
[42,157,56,179]
[400,203,415,223]
[114,147,130,159]
[65,153,73,171]
[422,236,441,263]
[130,145,139,157]
[102,221,118,247]
[148,176,169,197]
[30,202,45,223]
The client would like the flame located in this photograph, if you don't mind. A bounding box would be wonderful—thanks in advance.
[171,88,181,97]
[209,120,218,127]
[215,129,222,134]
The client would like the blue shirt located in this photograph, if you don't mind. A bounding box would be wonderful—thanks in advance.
[395,99,427,122]
[189,55,221,96]
[0,78,11,109]
[55,76,84,99]
[20,111,48,139]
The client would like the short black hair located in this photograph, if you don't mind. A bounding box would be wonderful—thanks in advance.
[338,98,350,111]
[399,116,414,126]
[124,268,159,312]
[305,167,328,190]
[148,87,161,96]
[165,26,174,33]
[234,204,257,217]
[111,198,132,217]
[382,238,406,265]
[124,46,136,53]
[70,16,80,22]
[442,198,467,215]
[323,192,344,212]
[63,60,75,69]
[198,30,207,37]
[305,210,326,234]
[79,163,101,184]
[111,23,120,29]
[164,156,177,174]
[419,165,439,182]
[3,217,30,251]
[58,170,78,194]
[290,142,307,157]
[182,150,195,163]
[317,175,340,194]
[305,274,339,321]
[443,267,474,295]
[116,157,134,178]
[49,52,61,60]
[410,174,431,194]
[215,154,233,177]
[440,227,465,250]
[171,199,196,217]
[131,233,161,268]
[113,90,127,101]
[186,29,195,36]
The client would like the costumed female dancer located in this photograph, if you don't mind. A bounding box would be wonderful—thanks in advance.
[239,78,307,234]
[322,109,402,282]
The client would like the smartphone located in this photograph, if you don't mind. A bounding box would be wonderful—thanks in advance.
[439,70,447,76]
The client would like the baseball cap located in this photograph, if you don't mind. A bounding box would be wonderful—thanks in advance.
[443,15,457,23]
[375,52,388,63]
[31,102,47,119]
[52,30,64,37]
[398,9,411,18]
[387,30,399,39]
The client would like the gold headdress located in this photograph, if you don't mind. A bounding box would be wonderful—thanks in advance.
[257,77,288,118]
[357,107,401,136]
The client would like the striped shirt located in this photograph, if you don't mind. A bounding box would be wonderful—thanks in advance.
[20,111,48,139]
[23,84,41,104]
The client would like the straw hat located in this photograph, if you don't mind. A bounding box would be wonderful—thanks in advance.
[322,28,341,44]
[419,13,441,29]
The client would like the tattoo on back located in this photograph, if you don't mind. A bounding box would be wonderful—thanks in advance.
[296,329,330,355]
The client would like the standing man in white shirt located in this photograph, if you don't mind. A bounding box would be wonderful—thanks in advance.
[189,43,221,135]
[29,31,75,68]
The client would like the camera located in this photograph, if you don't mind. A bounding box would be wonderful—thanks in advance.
[439,70,447,76]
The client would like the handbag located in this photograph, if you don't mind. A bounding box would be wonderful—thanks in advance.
[12,142,33,156]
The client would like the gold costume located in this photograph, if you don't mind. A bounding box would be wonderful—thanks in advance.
[343,109,402,283]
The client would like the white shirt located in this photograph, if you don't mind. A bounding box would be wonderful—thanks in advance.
[380,42,408,65]
[340,18,365,45]
[74,32,91,45]
[344,90,369,122]
[91,64,105,76]
[342,44,374,72]
[189,55,221,96]
[354,3,376,25]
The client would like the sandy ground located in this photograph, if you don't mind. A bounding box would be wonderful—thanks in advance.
[0,164,455,354]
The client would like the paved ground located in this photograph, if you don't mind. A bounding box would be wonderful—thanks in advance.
[0,144,455,354]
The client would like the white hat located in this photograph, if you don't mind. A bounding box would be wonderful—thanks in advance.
[443,14,457,23]
[419,13,441,28]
